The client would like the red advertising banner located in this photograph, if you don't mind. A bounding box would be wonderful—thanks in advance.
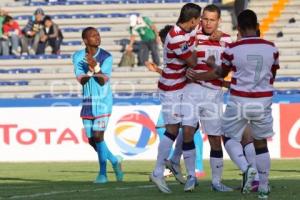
[280,104,300,158]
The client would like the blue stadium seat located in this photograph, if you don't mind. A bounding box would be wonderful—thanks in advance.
[62,41,81,46]
[91,13,108,18]
[276,77,298,82]
[0,69,8,74]
[25,68,42,73]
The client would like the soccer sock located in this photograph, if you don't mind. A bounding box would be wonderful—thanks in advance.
[171,131,183,164]
[244,142,259,181]
[183,141,196,177]
[224,137,248,172]
[255,147,270,191]
[210,150,223,185]
[103,142,118,166]
[96,141,108,176]
[153,131,176,177]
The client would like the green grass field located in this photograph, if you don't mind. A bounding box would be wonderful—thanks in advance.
[0,160,299,200]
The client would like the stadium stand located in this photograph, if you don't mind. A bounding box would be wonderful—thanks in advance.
[0,0,299,98]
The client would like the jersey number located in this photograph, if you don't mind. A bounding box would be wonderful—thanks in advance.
[247,55,263,83]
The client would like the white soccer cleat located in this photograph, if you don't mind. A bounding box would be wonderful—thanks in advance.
[165,160,186,184]
[149,172,172,194]
[241,166,257,194]
[184,175,197,192]
[211,182,234,192]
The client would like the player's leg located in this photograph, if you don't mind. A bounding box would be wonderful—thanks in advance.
[241,125,259,191]
[182,125,197,192]
[200,88,233,192]
[222,98,256,194]
[250,102,274,199]
[150,90,182,193]
[94,116,124,182]
[165,129,185,184]
[82,119,104,182]
[181,85,199,192]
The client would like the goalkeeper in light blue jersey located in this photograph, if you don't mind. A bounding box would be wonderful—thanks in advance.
[72,27,123,184]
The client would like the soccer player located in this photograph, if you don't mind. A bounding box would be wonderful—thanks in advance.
[191,10,279,199]
[178,4,234,192]
[72,27,124,184]
[149,3,201,193]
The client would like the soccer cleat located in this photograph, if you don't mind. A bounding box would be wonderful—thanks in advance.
[149,172,172,194]
[211,182,234,192]
[258,188,270,199]
[94,174,108,184]
[165,160,186,184]
[184,175,197,192]
[251,180,259,192]
[241,166,257,194]
[113,155,124,182]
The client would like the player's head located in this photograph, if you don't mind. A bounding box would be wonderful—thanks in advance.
[159,25,173,44]
[201,4,221,34]
[177,3,201,32]
[237,9,258,36]
[82,27,101,47]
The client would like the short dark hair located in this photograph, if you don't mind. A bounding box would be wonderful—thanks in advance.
[43,15,52,23]
[177,3,202,24]
[3,15,13,24]
[159,25,173,44]
[238,9,258,31]
[82,27,96,39]
[203,4,221,18]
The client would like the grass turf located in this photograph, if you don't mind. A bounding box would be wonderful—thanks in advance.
[0,160,299,199]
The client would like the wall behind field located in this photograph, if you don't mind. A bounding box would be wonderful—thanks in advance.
[0,98,299,161]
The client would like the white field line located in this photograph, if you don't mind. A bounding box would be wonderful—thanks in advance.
[4,183,178,199]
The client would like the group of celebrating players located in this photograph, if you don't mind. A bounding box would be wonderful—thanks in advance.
[73,3,279,200]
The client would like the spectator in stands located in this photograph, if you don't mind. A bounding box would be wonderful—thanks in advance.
[2,15,22,55]
[128,14,160,66]
[0,8,8,55]
[36,15,63,55]
[21,8,45,55]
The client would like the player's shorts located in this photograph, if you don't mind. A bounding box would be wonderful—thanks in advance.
[158,88,184,125]
[182,83,223,136]
[82,114,110,138]
[222,95,274,141]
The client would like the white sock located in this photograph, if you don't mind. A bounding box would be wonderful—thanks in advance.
[256,150,270,191]
[153,136,174,177]
[244,143,259,181]
[224,139,249,172]
[210,157,223,185]
[183,149,196,177]
[171,132,183,164]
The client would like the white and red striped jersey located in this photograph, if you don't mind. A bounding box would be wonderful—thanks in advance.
[194,30,232,89]
[222,37,280,98]
[158,24,197,91]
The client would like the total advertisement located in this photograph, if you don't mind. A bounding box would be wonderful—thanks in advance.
[0,104,298,161]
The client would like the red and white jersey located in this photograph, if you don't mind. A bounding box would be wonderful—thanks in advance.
[158,24,197,91]
[222,37,280,98]
[194,30,232,89]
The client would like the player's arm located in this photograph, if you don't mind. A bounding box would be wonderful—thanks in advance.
[94,55,113,86]
[72,53,92,85]
[170,39,197,68]
[271,51,280,80]
[185,55,227,81]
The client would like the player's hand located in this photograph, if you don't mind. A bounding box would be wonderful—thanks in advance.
[86,52,97,71]
[210,30,222,41]
[186,68,197,81]
[203,55,216,68]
